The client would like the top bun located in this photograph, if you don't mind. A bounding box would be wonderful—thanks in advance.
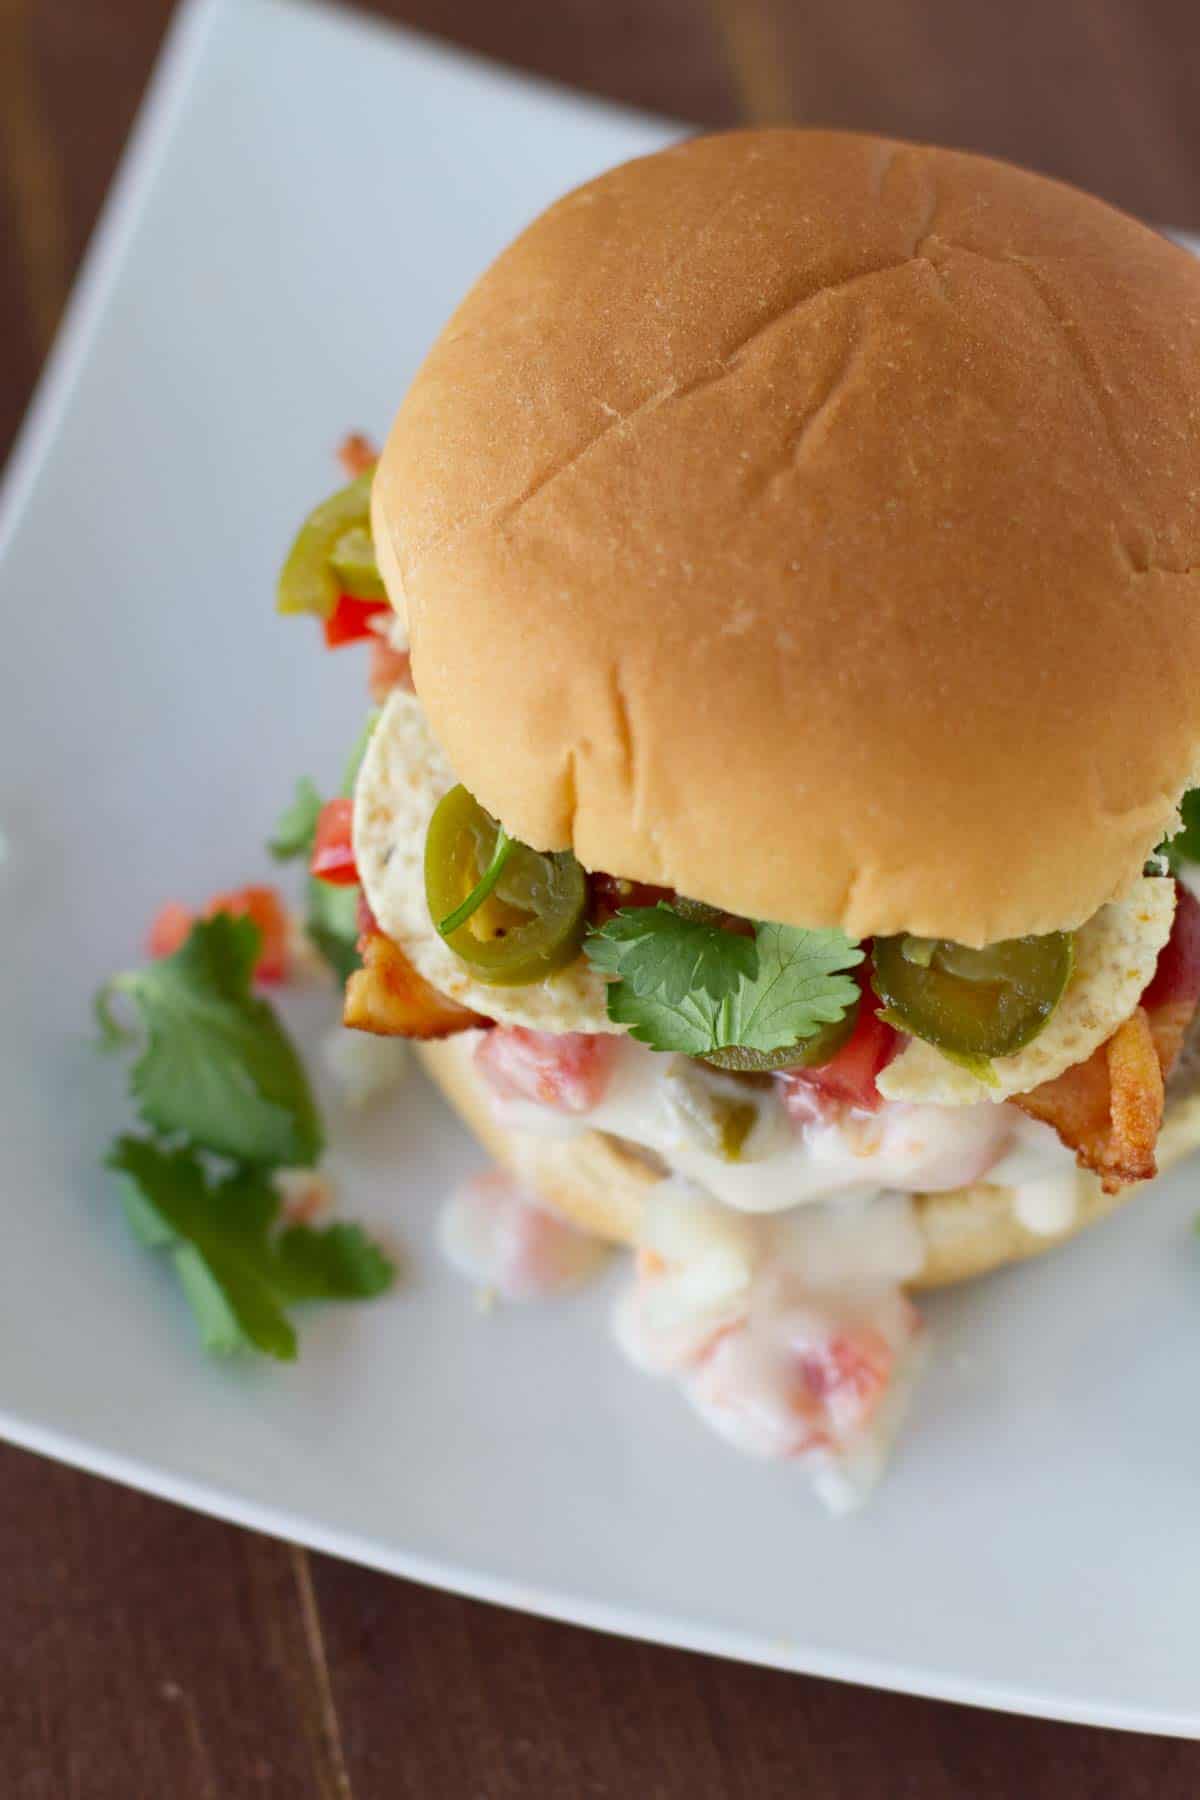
[372,129,1200,945]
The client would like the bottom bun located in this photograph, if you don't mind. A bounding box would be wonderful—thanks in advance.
[418,1038,1200,1289]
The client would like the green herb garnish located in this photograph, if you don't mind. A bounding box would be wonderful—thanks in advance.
[305,877,361,984]
[1160,789,1200,874]
[111,1137,392,1361]
[97,914,322,1166]
[584,903,862,1057]
[96,913,394,1360]
[268,777,323,861]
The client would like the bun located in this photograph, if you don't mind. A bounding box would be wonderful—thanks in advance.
[418,1036,1200,1287]
[374,129,1200,945]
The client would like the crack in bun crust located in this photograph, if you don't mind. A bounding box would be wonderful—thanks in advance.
[374,129,1200,945]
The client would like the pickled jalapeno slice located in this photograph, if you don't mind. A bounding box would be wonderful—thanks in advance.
[277,469,378,616]
[424,785,587,986]
[329,525,387,601]
[871,931,1074,1059]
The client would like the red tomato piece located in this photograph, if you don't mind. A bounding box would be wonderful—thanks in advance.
[474,1027,617,1114]
[322,594,390,648]
[310,797,359,886]
[367,637,413,703]
[337,433,378,478]
[778,967,901,1115]
[148,887,291,982]
[797,1325,896,1437]
[1142,879,1200,1012]
[205,885,291,982]
[146,901,194,961]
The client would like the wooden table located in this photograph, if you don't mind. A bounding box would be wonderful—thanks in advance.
[5,1,1200,1790]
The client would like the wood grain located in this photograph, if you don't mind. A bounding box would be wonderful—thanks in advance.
[6,0,1200,1792]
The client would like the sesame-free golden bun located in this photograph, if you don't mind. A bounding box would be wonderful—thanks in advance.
[373,129,1200,946]
[418,1036,1200,1286]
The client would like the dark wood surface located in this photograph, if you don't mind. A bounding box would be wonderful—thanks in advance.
[6,0,1200,1790]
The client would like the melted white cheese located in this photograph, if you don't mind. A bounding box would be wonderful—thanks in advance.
[612,1178,927,1509]
[986,1129,1091,1235]
[439,1170,610,1300]
[484,1035,1075,1216]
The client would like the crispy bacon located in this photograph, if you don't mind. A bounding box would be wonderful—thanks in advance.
[338,433,378,478]
[1013,1006,1166,1192]
[344,930,488,1039]
[1012,886,1200,1192]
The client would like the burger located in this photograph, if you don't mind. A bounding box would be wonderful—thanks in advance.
[279,129,1200,1508]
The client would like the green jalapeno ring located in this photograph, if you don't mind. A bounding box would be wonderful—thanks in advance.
[872,930,1074,1061]
[424,785,587,987]
[437,826,514,936]
[277,470,377,616]
[329,525,387,601]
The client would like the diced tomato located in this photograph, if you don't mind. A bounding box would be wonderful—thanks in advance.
[778,966,900,1115]
[1142,880,1200,1013]
[310,797,359,886]
[475,1026,617,1114]
[443,1170,604,1300]
[797,1325,896,1438]
[337,433,378,478]
[322,594,390,648]
[367,636,413,703]
[146,901,194,961]
[147,885,291,982]
[204,885,291,982]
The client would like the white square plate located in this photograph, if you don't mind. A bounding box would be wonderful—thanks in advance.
[4,0,1200,1735]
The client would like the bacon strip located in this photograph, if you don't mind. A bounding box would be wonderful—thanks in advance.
[344,930,487,1039]
[1013,1005,1167,1192]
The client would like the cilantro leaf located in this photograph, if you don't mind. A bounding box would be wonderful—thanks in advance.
[722,925,863,1054]
[586,906,862,1056]
[584,904,758,1004]
[603,978,725,1055]
[110,1137,394,1361]
[268,777,323,861]
[1162,789,1200,873]
[104,914,323,1166]
[305,876,361,984]
[274,1221,394,1301]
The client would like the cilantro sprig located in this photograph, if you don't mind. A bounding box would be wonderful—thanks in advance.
[584,903,863,1056]
[98,914,322,1166]
[112,1137,391,1361]
[1160,789,1200,874]
[97,912,394,1359]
